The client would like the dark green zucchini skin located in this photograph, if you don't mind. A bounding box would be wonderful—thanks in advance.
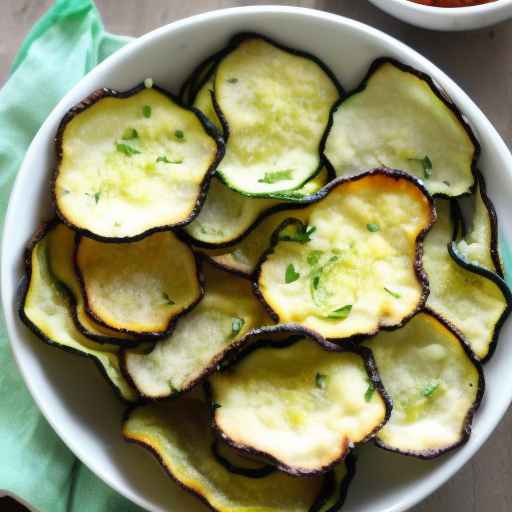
[74,233,206,339]
[310,453,357,512]
[18,220,137,403]
[205,324,392,478]
[252,169,435,344]
[207,32,344,199]
[373,308,485,459]
[52,83,225,244]
[321,57,480,199]
[210,439,277,479]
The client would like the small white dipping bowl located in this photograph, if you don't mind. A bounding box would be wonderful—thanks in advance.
[368,0,512,31]
[2,5,512,512]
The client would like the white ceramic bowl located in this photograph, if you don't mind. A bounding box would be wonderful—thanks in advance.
[368,0,512,31]
[2,6,512,512]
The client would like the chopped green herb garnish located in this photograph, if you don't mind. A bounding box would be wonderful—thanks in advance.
[162,292,175,306]
[442,180,451,187]
[94,191,101,204]
[227,77,239,84]
[122,128,139,140]
[116,142,141,156]
[156,155,183,164]
[315,373,328,390]
[327,304,352,320]
[422,156,433,179]
[384,287,401,299]
[367,223,380,233]
[279,224,316,244]
[422,382,439,398]
[307,250,323,267]
[143,105,152,118]
[231,318,245,336]
[175,129,185,141]
[312,275,320,290]
[285,263,300,284]
[409,155,432,179]
[365,380,375,402]
[212,402,222,411]
[258,169,293,184]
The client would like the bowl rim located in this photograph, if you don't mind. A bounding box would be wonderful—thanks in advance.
[380,0,512,15]
[2,5,512,512]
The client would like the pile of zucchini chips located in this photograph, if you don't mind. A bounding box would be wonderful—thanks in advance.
[20,33,511,511]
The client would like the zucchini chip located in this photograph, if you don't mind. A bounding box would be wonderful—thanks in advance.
[324,58,478,197]
[214,34,341,196]
[423,199,511,361]
[123,397,332,512]
[76,231,203,336]
[454,170,503,276]
[47,223,137,345]
[122,262,271,398]
[19,222,138,402]
[364,312,483,457]
[255,170,434,341]
[185,169,329,248]
[54,84,223,241]
[209,330,390,476]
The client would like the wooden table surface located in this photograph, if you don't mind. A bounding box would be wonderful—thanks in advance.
[1,1,512,511]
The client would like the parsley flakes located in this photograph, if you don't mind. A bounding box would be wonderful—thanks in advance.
[315,373,328,390]
[116,142,141,156]
[258,170,293,184]
[327,305,352,320]
[285,264,300,284]
[162,292,175,306]
[231,318,245,336]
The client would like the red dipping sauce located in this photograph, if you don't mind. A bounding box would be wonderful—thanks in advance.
[409,0,497,6]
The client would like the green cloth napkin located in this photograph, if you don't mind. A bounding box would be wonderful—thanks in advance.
[0,1,143,510]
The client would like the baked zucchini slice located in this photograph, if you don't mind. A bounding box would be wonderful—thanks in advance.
[76,231,203,336]
[46,222,137,345]
[423,199,511,361]
[364,312,484,457]
[54,84,223,241]
[122,261,271,398]
[185,169,330,248]
[454,170,503,276]
[209,329,390,476]
[323,58,478,197]
[214,33,341,196]
[123,397,332,512]
[19,221,138,402]
[255,170,434,341]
